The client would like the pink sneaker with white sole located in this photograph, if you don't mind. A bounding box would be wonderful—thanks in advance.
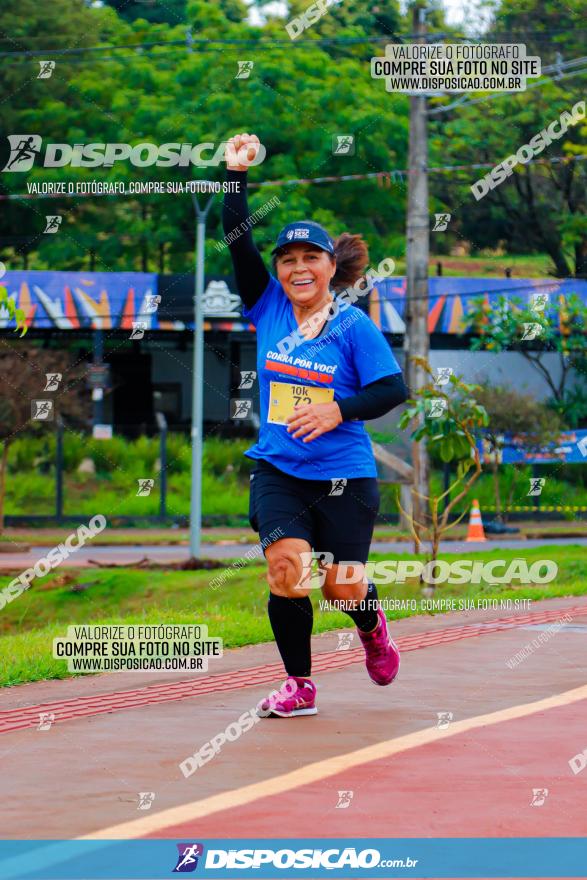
[358,607,400,685]
[256,677,317,718]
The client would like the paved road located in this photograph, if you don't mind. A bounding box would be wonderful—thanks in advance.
[2,596,586,851]
[0,536,585,569]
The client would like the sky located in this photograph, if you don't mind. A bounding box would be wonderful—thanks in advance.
[441,0,493,30]
[248,1,493,33]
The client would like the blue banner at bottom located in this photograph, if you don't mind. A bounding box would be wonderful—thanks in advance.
[0,838,585,879]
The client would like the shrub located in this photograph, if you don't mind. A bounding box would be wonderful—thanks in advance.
[61,432,86,472]
[203,438,253,480]
[166,432,191,474]
[8,434,55,474]
[86,435,134,473]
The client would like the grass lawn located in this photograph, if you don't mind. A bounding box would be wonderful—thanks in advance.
[4,439,586,524]
[0,520,585,549]
[392,253,556,278]
[1,545,585,689]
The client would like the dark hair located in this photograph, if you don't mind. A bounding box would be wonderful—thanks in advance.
[272,232,369,293]
[330,233,369,293]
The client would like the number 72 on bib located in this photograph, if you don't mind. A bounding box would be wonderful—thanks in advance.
[268,380,334,425]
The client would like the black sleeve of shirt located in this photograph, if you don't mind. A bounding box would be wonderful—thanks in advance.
[337,373,409,422]
[222,170,270,311]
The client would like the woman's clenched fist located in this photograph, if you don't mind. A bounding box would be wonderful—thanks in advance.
[225,133,262,172]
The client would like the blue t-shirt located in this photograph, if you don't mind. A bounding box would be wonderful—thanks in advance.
[243,275,401,479]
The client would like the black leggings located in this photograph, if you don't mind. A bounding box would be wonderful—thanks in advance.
[250,459,381,677]
[249,458,380,563]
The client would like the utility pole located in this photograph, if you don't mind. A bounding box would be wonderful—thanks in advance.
[189,191,215,559]
[404,2,430,550]
[91,329,104,429]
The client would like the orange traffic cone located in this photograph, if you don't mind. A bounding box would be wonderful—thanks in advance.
[466,499,486,542]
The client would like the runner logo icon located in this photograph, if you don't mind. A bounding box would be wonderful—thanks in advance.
[173,843,204,872]
[3,135,42,172]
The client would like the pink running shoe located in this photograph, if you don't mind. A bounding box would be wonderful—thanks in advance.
[358,607,401,686]
[256,677,317,718]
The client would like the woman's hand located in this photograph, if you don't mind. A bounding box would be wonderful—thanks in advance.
[286,401,343,443]
[225,133,261,172]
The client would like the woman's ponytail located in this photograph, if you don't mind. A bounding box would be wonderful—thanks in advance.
[330,233,369,293]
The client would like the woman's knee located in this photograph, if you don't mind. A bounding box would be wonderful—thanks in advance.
[266,540,312,598]
[321,562,367,602]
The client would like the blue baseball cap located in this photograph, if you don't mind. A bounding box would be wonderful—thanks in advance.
[271,221,335,256]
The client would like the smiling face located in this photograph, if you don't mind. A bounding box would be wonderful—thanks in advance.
[274,243,336,309]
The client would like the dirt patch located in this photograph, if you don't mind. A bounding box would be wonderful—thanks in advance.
[85,556,226,571]
[0,542,30,553]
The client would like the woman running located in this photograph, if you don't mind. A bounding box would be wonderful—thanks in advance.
[223,132,409,718]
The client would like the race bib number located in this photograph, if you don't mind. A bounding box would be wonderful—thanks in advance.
[268,381,334,426]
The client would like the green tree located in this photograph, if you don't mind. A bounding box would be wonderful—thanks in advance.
[0,0,123,267]
[284,0,402,43]
[546,385,587,429]
[489,0,587,60]
[430,0,586,276]
[466,293,587,405]
[102,0,247,25]
[0,346,90,531]
[474,384,562,520]
[0,0,107,133]
[102,0,189,26]
[2,0,413,273]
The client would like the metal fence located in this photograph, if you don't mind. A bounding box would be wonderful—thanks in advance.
[2,424,585,527]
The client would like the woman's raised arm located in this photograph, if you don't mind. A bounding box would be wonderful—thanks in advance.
[222,133,269,310]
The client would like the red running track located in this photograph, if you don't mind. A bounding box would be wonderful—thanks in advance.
[143,696,587,840]
[2,604,584,735]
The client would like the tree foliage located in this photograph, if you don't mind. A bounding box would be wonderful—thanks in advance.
[397,357,489,570]
[474,383,562,449]
[430,0,586,276]
[399,359,489,465]
[1,0,431,273]
[0,0,583,277]
[474,382,563,519]
[0,345,91,530]
[466,293,587,405]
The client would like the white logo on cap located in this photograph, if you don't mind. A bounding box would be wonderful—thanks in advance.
[286,230,294,240]
[294,228,310,239]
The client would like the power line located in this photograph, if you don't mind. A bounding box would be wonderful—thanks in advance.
[1,24,585,52]
[6,51,587,69]
[429,58,587,115]
[0,31,447,60]
[1,30,585,65]
[450,27,586,39]
[1,154,583,202]
[247,156,585,188]
[447,35,586,45]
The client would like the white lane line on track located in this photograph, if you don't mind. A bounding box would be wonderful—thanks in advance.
[80,683,587,840]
